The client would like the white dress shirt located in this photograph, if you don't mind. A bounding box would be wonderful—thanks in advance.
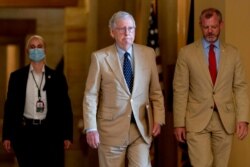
[23,65,47,120]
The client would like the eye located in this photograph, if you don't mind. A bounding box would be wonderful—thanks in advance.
[29,44,43,49]
[37,44,44,48]
[30,44,36,49]
[128,27,135,32]
[202,26,209,30]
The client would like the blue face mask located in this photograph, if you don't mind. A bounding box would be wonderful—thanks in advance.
[29,48,45,62]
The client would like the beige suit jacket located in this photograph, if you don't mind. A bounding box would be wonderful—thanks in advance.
[173,40,249,134]
[83,43,165,146]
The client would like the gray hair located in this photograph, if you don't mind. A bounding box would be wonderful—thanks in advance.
[199,8,223,25]
[108,11,136,29]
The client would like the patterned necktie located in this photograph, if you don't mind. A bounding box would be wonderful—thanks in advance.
[209,44,217,85]
[123,52,134,93]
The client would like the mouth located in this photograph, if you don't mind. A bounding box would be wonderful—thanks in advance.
[207,34,214,37]
[207,35,215,39]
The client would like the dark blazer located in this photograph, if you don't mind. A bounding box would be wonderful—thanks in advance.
[2,65,73,143]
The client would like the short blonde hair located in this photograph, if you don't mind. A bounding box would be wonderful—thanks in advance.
[25,35,46,49]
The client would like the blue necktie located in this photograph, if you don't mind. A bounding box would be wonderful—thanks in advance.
[123,52,133,93]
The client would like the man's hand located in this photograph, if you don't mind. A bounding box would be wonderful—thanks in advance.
[86,131,100,149]
[3,140,12,153]
[152,123,161,137]
[64,140,72,149]
[174,127,186,143]
[236,121,248,140]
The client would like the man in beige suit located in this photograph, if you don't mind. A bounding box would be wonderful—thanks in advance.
[173,8,249,167]
[83,11,165,167]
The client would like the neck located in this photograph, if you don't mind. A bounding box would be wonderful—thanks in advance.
[31,61,44,74]
[116,43,132,52]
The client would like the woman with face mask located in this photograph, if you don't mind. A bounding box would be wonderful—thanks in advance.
[2,35,73,167]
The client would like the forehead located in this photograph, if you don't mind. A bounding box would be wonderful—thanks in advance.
[115,18,134,27]
[201,15,220,25]
[28,37,44,46]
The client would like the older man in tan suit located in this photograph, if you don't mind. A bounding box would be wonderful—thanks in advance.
[173,8,249,167]
[83,11,165,167]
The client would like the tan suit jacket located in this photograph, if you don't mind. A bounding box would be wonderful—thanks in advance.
[83,43,165,146]
[173,40,249,134]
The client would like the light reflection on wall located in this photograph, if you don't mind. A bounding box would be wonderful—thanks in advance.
[6,44,20,92]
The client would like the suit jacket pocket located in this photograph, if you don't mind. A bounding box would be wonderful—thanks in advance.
[145,104,153,136]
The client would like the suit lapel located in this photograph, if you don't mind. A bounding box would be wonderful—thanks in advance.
[214,42,226,88]
[195,41,214,86]
[43,66,52,91]
[21,65,30,102]
[132,44,143,94]
[105,45,130,93]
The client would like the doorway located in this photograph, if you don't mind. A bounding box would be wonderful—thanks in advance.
[0,18,36,164]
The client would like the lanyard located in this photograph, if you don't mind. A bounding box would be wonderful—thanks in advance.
[31,71,44,100]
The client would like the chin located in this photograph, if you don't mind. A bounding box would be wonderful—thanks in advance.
[206,37,218,43]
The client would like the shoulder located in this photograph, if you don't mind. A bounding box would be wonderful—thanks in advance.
[220,41,239,52]
[219,41,242,62]
[45,65,65,80]
[10,65,30,77]
[45,65,54,72]
[92,44,116,56]
[180,40,201,52]
[133,43,156,60]
[45,65,56,75]
[177,40,202,60]
[88,45,117,63]
[133,43,154,52]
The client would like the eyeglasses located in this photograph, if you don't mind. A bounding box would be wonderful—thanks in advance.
[115,27,135,33]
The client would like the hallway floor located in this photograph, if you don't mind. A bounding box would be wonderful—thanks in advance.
[0,147,17,167]
[0,162,18,167]
[0,157,18,167]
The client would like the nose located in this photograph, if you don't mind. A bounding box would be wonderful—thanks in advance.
[207,29,214,35]
[124,29,129,35]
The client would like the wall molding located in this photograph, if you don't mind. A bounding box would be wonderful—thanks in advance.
[0,0,78,8]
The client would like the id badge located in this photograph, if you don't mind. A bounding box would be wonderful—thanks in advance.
[36,99,45,113]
